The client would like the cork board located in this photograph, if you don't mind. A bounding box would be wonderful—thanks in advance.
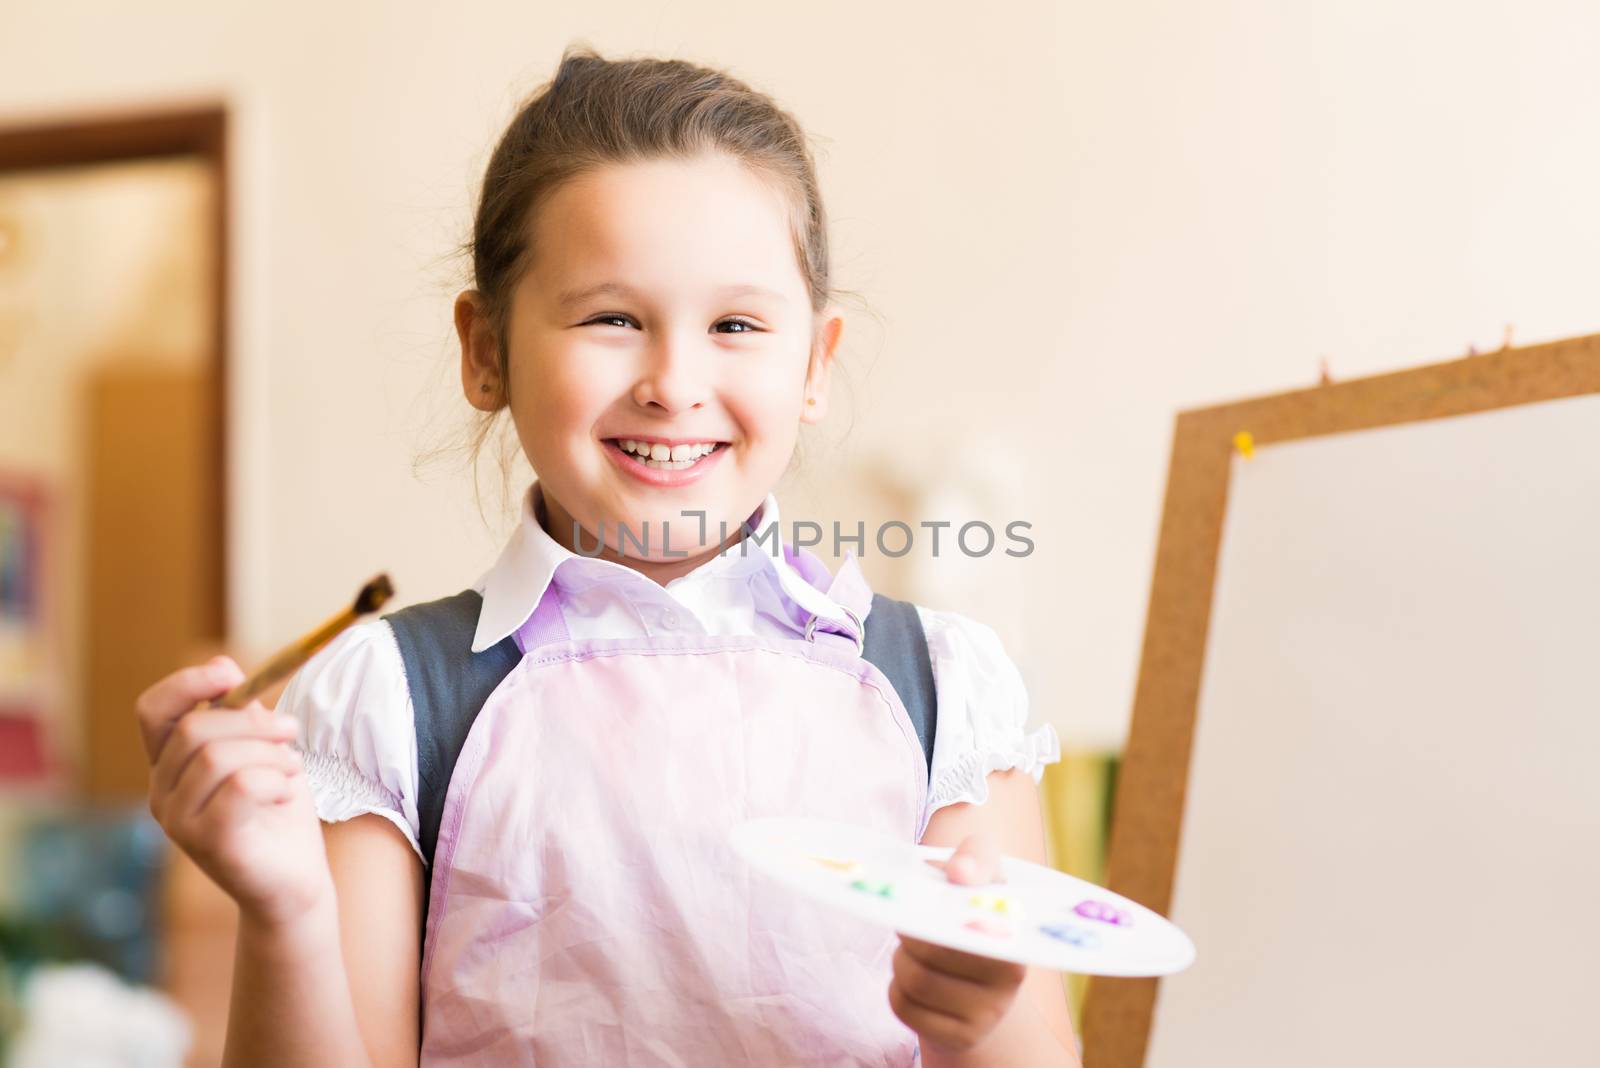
[1080,333,1600,1066]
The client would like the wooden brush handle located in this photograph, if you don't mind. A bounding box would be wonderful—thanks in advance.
[213,606,360,708]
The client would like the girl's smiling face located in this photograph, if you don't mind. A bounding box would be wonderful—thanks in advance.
[458,153,842,579]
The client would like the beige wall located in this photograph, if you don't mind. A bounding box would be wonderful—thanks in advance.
[3,1,1596,747]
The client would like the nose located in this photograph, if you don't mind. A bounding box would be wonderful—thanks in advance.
[630,330,708,414]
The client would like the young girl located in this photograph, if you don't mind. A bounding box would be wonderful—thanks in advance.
[134,47,1079,1067]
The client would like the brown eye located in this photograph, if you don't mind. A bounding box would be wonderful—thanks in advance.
[715,318,761,334]
[585,314,636,328]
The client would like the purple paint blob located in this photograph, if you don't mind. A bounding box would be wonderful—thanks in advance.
[1073,900,1131,926]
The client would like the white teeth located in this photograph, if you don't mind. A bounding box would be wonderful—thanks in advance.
[616,439,721,467]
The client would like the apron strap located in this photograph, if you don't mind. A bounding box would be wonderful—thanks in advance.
[514,587,570,654]
[822,552,874,618]
[796,551,872,652]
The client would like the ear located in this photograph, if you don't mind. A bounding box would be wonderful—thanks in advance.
[456,290,502,412]
[801,311,843,425]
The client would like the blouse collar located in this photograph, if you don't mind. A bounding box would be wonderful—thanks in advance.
[470,481,858,652]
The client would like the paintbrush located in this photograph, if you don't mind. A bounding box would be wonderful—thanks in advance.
[207,573,394,709]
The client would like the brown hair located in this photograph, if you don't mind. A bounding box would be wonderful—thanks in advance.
[458,44,849,486]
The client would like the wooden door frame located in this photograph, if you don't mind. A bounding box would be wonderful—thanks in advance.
[0,105,230,638]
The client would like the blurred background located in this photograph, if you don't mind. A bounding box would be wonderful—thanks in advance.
[1,1,1597,1063]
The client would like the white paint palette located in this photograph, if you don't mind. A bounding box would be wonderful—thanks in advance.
[731,817,1195,976]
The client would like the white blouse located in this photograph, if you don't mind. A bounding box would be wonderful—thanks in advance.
[279,484,1060,863]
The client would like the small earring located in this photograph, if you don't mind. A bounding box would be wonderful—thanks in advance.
[806,397,815,406]
[481,383,493,394]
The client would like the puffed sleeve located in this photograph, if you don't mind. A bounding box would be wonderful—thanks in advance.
[274,617,425,863]
[916,605,1061,829]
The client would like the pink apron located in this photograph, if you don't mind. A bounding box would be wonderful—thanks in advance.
[418,554,929,1066]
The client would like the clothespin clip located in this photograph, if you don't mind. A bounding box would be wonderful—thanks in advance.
[1233,431,1255,459]
[1318,357,1334,386]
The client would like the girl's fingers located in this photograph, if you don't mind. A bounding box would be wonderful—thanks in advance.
[897,934,1027,988]
[164,737,303,822]
[194,765,299,830]
[890,937,1026,1054]
[150,704,297,797]
[892,942,1000,1018]
[887,979,972,1052]
[943,832,1003,885]
[134,657,247,761]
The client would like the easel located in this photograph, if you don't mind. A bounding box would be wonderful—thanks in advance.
[1080,332,1600,1067]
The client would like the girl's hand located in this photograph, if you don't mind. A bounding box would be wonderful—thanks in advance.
[136,655,334,929]
[888,833,1028,1057]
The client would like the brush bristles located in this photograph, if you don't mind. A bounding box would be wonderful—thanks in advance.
[354,573,394,615]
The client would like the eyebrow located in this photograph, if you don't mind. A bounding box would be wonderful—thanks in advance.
[555,281,790,308]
